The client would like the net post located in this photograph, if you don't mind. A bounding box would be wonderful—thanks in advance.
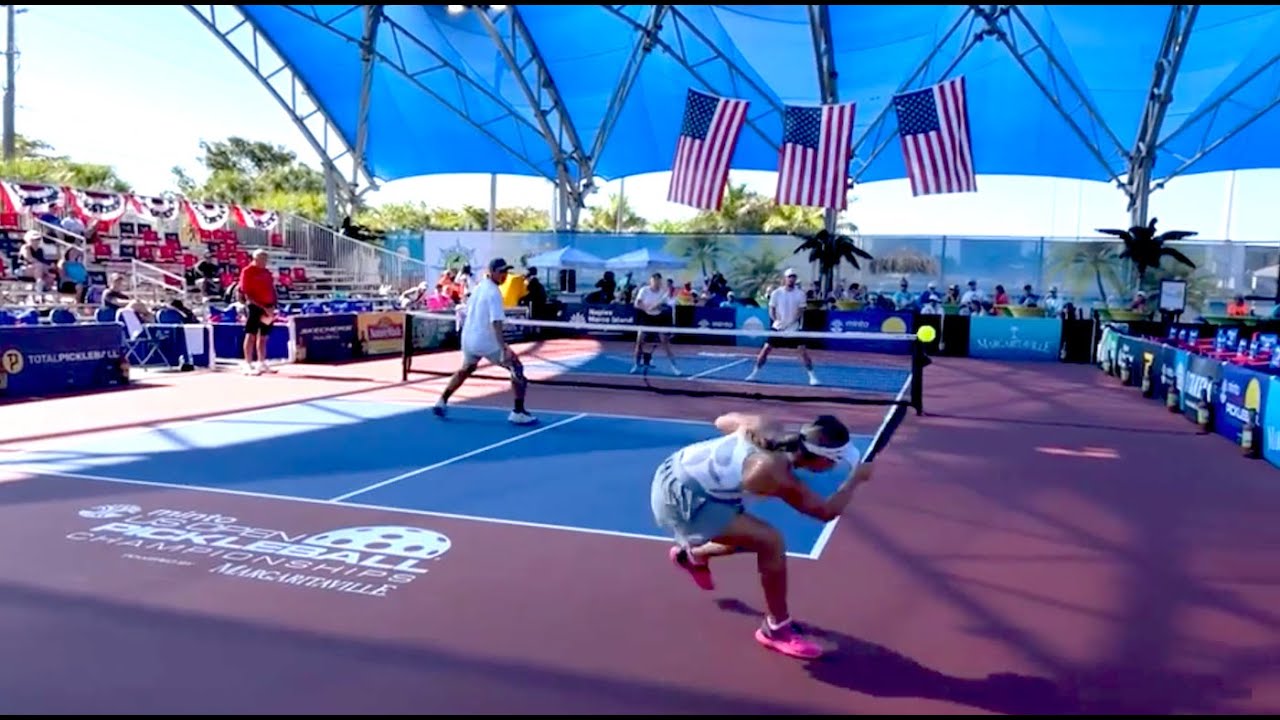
[911,339,925,415]
[401,313,412,383]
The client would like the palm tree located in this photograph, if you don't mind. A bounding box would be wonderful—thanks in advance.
[792,229,873,296]
[1043,241,1126,305]
[581,193,647,232]
[1095,217,1198,281]
[730,246,789,301]
[762,205,824,234]
[688,183,772,233]
[665,234,728,277]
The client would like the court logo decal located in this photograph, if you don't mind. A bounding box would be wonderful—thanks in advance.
[66,506,452,599]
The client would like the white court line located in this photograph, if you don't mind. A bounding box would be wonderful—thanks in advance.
[803,371,914,560]
[329,413,589,502]
[15,468,816,560]
[326,396,713,427]
[687,357,750,379]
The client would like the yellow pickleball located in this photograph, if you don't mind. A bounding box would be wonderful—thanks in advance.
[916,325,937,343]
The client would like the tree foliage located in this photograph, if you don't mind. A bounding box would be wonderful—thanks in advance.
[0,135,132,192]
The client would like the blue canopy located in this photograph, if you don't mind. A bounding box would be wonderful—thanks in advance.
[234,6,1280,187]
[604,248,688,271]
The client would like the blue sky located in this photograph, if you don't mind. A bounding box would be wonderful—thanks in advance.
[8,4,1279,242]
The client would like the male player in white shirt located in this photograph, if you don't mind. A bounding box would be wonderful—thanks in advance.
[631,271,682,375]
[745,268,820,386]
[433,257,538,425]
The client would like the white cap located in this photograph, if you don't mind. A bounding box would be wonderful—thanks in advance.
[783,268,798,277]
[23,229,41,242]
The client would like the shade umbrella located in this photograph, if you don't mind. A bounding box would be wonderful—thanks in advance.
[604,247,687,271]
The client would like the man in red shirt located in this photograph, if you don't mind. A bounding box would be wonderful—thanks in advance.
[239,249,278,375]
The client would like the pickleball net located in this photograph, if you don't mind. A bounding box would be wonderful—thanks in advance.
[401,310,926,412]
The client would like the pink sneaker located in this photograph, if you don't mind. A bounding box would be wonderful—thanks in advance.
[754,619,826,659]
[668,546,715,591]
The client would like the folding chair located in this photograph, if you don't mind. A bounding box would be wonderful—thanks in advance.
[118,308,171,368]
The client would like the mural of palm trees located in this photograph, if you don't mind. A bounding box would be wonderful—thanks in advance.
[1138,263,1214,314]
[730,246,788,301]
[665,234,729,277]
[868,250,939,277]
[1043,241,1125,305]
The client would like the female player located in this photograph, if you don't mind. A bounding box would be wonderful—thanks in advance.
[649,411,874,659]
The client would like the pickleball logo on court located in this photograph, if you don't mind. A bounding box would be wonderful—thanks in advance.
[66,506,452,599]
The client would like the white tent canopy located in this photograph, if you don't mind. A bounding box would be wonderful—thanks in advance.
[524,246,607,270]
[604,247,687,271]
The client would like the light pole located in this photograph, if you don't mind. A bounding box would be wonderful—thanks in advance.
[2,5,25,162]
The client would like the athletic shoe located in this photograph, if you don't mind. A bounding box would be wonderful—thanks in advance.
[744,369,760,382]
[754,618,825,659]
[508,411,538,425]
[807,371,819,386]
[668,546,714,591]
[258,362,277,374]
[432,401,447,418]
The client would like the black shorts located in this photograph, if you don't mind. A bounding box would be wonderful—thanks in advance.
[637,310,671,329]
[767,332,808,350]
[245,303,275,335]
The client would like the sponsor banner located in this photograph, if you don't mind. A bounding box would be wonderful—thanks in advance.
[410,311,453,351]
[686,305,737,347]
[969,316,1062,361]
[357,311,407,357]
[1213,364,1268,444]
[825,310,915,354]
[734,306,771,348]
[289,313,358,364]
[1114,334,1144,386]
[0,324,128,399]
[825,309,914,351]
[1263,376,1280,469]
[212,322,291,362]
[66,502,451,600]
[1181,353,1222,422]
[557,302,636,338]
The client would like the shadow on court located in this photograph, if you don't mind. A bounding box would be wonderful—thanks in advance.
[715,598,1252,715]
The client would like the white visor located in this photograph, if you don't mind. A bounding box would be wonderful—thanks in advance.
[802,439,850,461]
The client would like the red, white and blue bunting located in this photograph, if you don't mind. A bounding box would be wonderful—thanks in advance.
[231,205,280,232]
[128,193,182,223]
[64,187,129,224]
[183,200,232,231]
[1,181,64,215]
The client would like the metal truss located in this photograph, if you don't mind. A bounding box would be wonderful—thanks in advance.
[601,4,783,156]
[188,5,374,225]
[471,5,590,230]
[970,4,1131,189]
[848,8,977,185]
[587,6,668,183]
[1152,34,1280,193]
[807,4,839,231]
[277,5,565,186]
[1126,5,1198,226]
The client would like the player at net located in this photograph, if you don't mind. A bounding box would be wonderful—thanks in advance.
[402,309,927,413]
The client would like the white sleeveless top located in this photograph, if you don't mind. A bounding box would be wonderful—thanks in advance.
[672,429,760,501]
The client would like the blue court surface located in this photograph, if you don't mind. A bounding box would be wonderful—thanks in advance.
[2,398,884,559]
[523,347,911,396]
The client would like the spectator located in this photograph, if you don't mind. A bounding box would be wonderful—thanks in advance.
[17,229,54,292]
[891,278,915,310]
[58,246,90,303]
[195,252,222,297]
[237,249,278,376]
[1042,286,1063,316]
[1227,295,1250,317]
[942,284,961,304]
[960,279,984,305]
[1017,284,1040,307]
[846,282,866,303]
[1129,291,1148,314]
[993,284,1010,305]
[101,273,132,310]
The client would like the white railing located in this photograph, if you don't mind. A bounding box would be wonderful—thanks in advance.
[129,258,187,298]
[230,213,431,292]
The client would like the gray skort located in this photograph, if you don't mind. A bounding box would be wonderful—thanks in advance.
[650,452,744,548]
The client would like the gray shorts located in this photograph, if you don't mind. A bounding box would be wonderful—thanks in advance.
[462,349,505,367]
[650,452,744,548]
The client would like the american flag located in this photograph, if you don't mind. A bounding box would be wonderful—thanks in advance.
[667,88,749,210]
[892,76,977,196]
[774,102,856,210]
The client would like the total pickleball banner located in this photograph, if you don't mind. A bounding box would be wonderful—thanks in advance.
[0,324,128,399]
[1212,363,1269,444]
[1181,353,1223,422]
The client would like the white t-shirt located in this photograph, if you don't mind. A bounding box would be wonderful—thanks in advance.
[460,277,507,357]
[634,285,669,316]
[769,286,807,331]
